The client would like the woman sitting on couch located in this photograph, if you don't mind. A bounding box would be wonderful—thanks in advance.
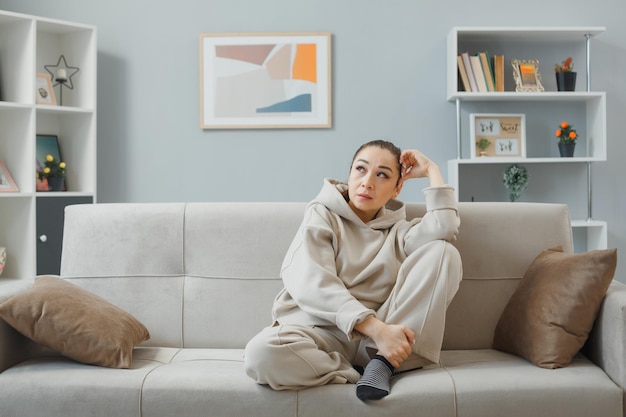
[244,140,462,401]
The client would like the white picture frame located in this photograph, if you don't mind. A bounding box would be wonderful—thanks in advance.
[511,59,544,93]
[470,113,526,159]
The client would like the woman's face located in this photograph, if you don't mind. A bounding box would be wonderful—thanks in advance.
[347,146,402,223]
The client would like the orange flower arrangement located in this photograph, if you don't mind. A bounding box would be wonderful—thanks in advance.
[555,121,577,144]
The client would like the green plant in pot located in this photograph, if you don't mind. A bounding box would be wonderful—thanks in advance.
[37,154,67,191]
[476,138,491,156]
[503,164,529,202]
[555,56,576,91]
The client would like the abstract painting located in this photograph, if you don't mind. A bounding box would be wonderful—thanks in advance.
[200,32,331,129]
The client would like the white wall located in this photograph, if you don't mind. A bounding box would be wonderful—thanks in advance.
[2,0,625,280]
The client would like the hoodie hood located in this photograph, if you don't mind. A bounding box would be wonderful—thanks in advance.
[309,178,406,230]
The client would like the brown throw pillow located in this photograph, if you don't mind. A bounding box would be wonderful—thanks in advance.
[0,276,150,368]
[493,246,617,369]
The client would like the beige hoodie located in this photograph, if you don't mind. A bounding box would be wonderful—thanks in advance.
[272,178,459,340]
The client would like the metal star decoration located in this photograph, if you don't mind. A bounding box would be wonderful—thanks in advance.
[44,55,80,90]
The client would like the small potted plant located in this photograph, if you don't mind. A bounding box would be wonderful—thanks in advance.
[476,138,491,156]
[37,154,67,191]
[555,56,576,91]
[555,121,577,157]
[502,164,529,202]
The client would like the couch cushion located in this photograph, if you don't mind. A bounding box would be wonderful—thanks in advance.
[492,246,617,368]
[0,276,150,368]
[59,202,576,351]
[297,365,457,417]
[440,349,622,417]
[182,203,305,347]
[61,203,185,277]
[1,347,621,417]
[417,202,574,351]
[0,353,165,417]
[66,275,185,348]
[140,348,298,417]
[138,348,457,417]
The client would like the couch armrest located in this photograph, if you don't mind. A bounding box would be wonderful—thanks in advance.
[585,280,626,396]
[0,280,37,373]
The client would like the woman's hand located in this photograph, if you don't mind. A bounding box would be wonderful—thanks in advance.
[400,149,445,187]
[355,317,415,368]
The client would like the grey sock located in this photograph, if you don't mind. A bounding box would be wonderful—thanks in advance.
[356,355,394,401]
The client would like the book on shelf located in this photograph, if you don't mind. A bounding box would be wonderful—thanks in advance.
[461,52,478,92]
[493,54,505,92]
[457,55,472,92]
[469,55,487,92]
[478,52,495,92]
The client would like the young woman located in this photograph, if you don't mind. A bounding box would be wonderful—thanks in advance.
[244,140,462,401]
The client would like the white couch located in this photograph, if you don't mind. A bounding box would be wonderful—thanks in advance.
[0,202,624,417]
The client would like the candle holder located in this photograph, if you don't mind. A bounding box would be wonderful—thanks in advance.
[44,55,79,106]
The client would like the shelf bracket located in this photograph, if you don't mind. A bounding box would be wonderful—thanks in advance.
[585,33,593,221]
[587,161,593,221]
[585,33,592,92]
[455,98,461,159]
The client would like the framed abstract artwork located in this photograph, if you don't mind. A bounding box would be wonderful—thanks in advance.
[199,32,331,129]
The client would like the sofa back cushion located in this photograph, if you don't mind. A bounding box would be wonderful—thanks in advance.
[61,202,573,350]
[61,203,305,348]
[427,203,573,349]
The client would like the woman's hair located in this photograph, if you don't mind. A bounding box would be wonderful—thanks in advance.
[350,140,402,185]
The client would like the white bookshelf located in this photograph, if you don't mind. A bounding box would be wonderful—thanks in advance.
[0,10,96,280]
[447,26,607,251]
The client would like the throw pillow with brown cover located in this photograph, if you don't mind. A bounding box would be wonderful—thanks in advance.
[0,275,150,368]
[493,246,617,369]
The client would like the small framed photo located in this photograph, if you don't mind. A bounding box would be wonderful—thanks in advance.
[470,113,526,159]
[35,73,57,105]
[0,160,18,192]
[511,59,544,92]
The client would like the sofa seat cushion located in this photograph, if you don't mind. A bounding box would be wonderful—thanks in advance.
[440,349,622,417]
[0,347,620,417]
[140,348,298,417]
[297,365,457,417]
[0,353,164,417]
[139,348,457,417]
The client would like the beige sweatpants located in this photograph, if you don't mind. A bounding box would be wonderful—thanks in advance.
[244,240,462,390]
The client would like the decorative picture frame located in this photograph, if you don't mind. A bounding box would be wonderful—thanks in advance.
[0,160,18,192]
[470,113,526,158]
[199,32,332,129]
[36,134,65,191]
[511,59,544,92]
[35,73,57,105]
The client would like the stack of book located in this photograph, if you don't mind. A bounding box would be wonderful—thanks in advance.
[457,52,504,92]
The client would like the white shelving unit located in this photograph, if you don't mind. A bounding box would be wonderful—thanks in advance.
[0,10,96,280]
[447,26,607,251]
